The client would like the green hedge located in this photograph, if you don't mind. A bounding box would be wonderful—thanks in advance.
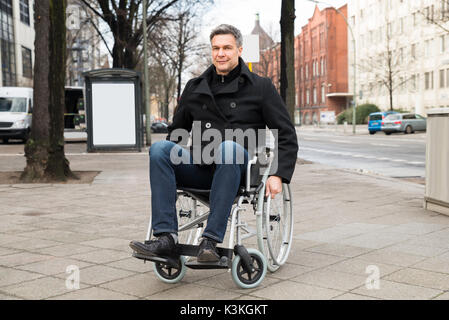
[337,104,381,124]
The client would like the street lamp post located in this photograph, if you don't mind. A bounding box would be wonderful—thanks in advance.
[306,0,357,134]
[143,0,152,145]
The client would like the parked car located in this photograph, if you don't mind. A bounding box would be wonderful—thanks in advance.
[0,87,33,143]
[381,113,427,135]
[151,121,168,133]
[368,111,398,134]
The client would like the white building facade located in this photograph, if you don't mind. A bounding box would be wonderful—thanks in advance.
[66,0,107,87]
[348,0,449,115]
[0,0,35,87]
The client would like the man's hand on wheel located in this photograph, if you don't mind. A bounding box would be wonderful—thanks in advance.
[265,176,282,199]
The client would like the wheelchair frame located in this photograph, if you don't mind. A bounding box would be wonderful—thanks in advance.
[137,147,293,288]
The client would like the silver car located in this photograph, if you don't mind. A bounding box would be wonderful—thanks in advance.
[382,113,427,135]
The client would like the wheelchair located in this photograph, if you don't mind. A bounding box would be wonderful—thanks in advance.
[132,147,293,289]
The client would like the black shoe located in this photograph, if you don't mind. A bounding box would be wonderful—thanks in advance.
[129,234,176,257]
[197,237,220,263]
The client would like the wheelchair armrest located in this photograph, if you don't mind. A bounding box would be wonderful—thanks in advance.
[245,151,273,191]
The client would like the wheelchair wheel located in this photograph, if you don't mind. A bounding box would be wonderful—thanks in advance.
[176,191,206,245]
[153,256,186,284]
[257,183,293,272]
[231,248,267,289]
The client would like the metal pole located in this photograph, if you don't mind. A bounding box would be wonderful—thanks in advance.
[306,0,356,134]
[143,0,152,146]
[352,38,356,134]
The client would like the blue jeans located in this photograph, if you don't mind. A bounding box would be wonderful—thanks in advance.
[149,140,249,243]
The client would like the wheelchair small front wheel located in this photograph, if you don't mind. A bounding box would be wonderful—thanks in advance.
[153,256,186,284]
[231,248,267,289]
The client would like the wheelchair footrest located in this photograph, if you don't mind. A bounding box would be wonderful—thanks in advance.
[180,244,233,269]
[184,258,231,269]
[132,252,180,268]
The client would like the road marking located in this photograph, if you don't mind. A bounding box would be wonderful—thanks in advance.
[300,147,424,165]
[331,139,352,144]
[370,143,400,147]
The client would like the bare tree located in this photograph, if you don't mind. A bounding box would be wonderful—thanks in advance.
[66,1,107,85]
[22,0,76,182]
[145,1,210,119]
[357,20,411,111]
[418,1,449,34]
[80,0,181,69]
[253,23,280,79]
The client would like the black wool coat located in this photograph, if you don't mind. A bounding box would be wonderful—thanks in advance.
[166,58,298,184]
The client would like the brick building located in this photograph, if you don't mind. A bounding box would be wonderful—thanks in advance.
[296,5,349,125]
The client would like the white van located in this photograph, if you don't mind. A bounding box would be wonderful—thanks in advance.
[0,87,33,143]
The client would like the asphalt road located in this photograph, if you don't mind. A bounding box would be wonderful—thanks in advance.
[297,129,426,178]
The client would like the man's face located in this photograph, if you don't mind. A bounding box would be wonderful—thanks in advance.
[211,34,243,76]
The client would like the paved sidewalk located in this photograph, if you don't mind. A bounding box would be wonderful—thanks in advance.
[0,149,449,300]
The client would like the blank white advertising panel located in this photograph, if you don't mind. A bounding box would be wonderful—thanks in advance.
[91,82,136,146]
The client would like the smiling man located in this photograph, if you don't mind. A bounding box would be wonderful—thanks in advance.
[130,24,298,262]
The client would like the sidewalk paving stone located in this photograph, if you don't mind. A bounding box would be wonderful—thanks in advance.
[68,249,130,265]
[0,276,89,300]
[0,252,53,268]
[1,150,449,300]
[384,268,449,291]
[0,266,43,287]
[16,257,91,276]
[351,280,442,300]
[48,287,137,300]
[251,280,343,300]
[53,265,136,286]
[291,269,367,291]
[99,273,180,298]
[145,283,241,300]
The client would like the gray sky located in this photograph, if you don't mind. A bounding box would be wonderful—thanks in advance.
[201,0,348,42]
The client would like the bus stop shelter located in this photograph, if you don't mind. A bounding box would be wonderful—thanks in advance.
[83,69,143,152]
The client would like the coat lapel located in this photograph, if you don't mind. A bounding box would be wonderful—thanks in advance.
[193,68,228,122]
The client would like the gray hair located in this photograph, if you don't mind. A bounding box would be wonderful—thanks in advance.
[209,24,243,47]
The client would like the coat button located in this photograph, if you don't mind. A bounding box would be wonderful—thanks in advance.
[202,104,207,110]
[239,77,245,84]
[230,102,237,109]
[205,122,211,129]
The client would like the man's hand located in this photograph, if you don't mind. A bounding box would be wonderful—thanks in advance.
[265,176,282,199]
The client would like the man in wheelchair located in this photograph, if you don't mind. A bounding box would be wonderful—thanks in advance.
[130,24,298,263]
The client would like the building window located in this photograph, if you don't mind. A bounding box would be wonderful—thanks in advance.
[19,0,30,25]
[0,0,13,15]
[321,84,326,103]
[411,44,416,59]
[0,0,16,86]
[313,86,317,104]
[306,89,310,105]
[410,74,416,91]
[447,69,449,88]
[22,47,32,79]
[425,71,434,90]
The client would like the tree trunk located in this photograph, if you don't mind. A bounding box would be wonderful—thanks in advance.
[21,0,76,183]
[280,0,296,124]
